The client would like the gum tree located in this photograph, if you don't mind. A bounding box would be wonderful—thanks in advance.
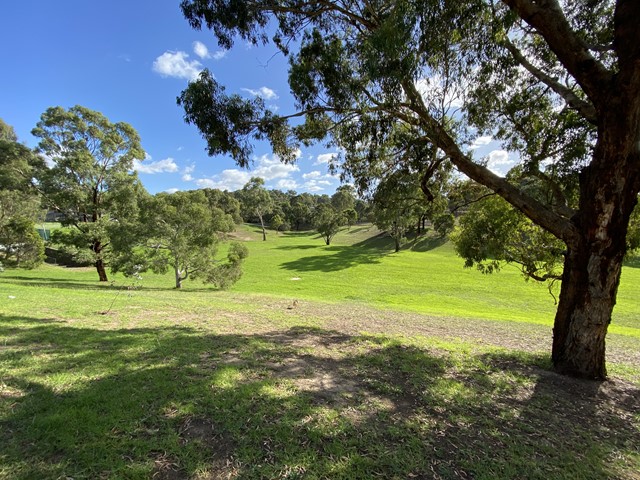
[111,190,245,289]
[32,106,145,281]
[177,1,640,379]
[239,177,273,241]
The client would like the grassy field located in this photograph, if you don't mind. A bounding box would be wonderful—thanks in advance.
[0,224,639,479]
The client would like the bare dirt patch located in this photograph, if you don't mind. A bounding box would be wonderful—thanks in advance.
[178,417,240,480]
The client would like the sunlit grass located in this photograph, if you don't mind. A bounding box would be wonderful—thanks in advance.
[0,224,638,479]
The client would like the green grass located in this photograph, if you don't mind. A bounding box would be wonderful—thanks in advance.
[0,224,639,479]
[234,224,640,335]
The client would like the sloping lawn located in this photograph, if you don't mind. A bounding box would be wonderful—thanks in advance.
[0,225,638,479]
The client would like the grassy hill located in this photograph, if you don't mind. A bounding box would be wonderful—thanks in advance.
[0,224,638,479]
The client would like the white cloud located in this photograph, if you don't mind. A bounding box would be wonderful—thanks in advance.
[276,179,299,190]
[152,51,202,81]
[193,152,301,192]
[212,50,227,60]
[303,180,326,192]
[314,153,337,165]
[468,135,493,151]
[303,171,322,179]
[195,169,251,191]
[415,75,464,109]
[133,157,179,174]
[165,188,180,194]
[181,164,196,182]
[193,41,210,59]
[242,86,279,100]
[487,150,517,176]
[253,153,300,180]
[194,41,227,60]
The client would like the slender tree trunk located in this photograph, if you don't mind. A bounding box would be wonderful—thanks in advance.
[394,237,400,252]
[96,258,108,282]
[259,215,267,241]
[175,266,183,289]
[92,240,108,282]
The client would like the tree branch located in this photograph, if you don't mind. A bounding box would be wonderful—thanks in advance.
[401,78,576,243]
[502,0,612,110]
[502,37,597,124]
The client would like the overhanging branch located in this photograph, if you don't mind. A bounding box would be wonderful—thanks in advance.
[401,78,576,243]
[502,38,597,124]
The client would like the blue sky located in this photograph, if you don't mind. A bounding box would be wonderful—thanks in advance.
[0,1,512,195]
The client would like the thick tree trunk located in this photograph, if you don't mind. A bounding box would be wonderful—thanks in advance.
[394,237,400,252]
[552,112,640,379]
[552,239,623,379]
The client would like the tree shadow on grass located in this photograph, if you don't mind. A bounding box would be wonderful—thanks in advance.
[0,274,224,293]
[0,315,638,479]
[410,234,447,252]
[279,234,396,272]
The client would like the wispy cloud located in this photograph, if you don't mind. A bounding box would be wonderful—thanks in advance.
[152,51,202,81]
[242,86,279,100]
[212,50,227,60]
[303,171,322,179]
[195,169,251,191]
[133,157,179,174]
[164,188,180,194]
[314,152,337,165]
[182,163,195,182]
[277,179,299,190]
[193,41,227,61]
[302,179,333,192]
[193,41,210,59]
[252,152,300,180]
[192,152,300,191]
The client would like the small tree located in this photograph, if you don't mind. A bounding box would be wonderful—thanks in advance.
[343,208,358,229]
[270,213,285,234]
[288,193,315,230]
[313,204,344,245]
[239,177,273,241]
[451,195,565,282]
[111,190,244,289]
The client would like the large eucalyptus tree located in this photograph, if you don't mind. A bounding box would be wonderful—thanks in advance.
[177,0,640,379]
[32,106,145,282]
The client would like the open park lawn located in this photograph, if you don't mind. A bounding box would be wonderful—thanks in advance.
[1,225,639,479]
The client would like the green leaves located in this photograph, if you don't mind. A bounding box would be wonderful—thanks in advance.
[451,195,564,281]
[178,71,299,167]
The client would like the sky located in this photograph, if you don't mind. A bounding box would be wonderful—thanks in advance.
[0,1,514,196]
